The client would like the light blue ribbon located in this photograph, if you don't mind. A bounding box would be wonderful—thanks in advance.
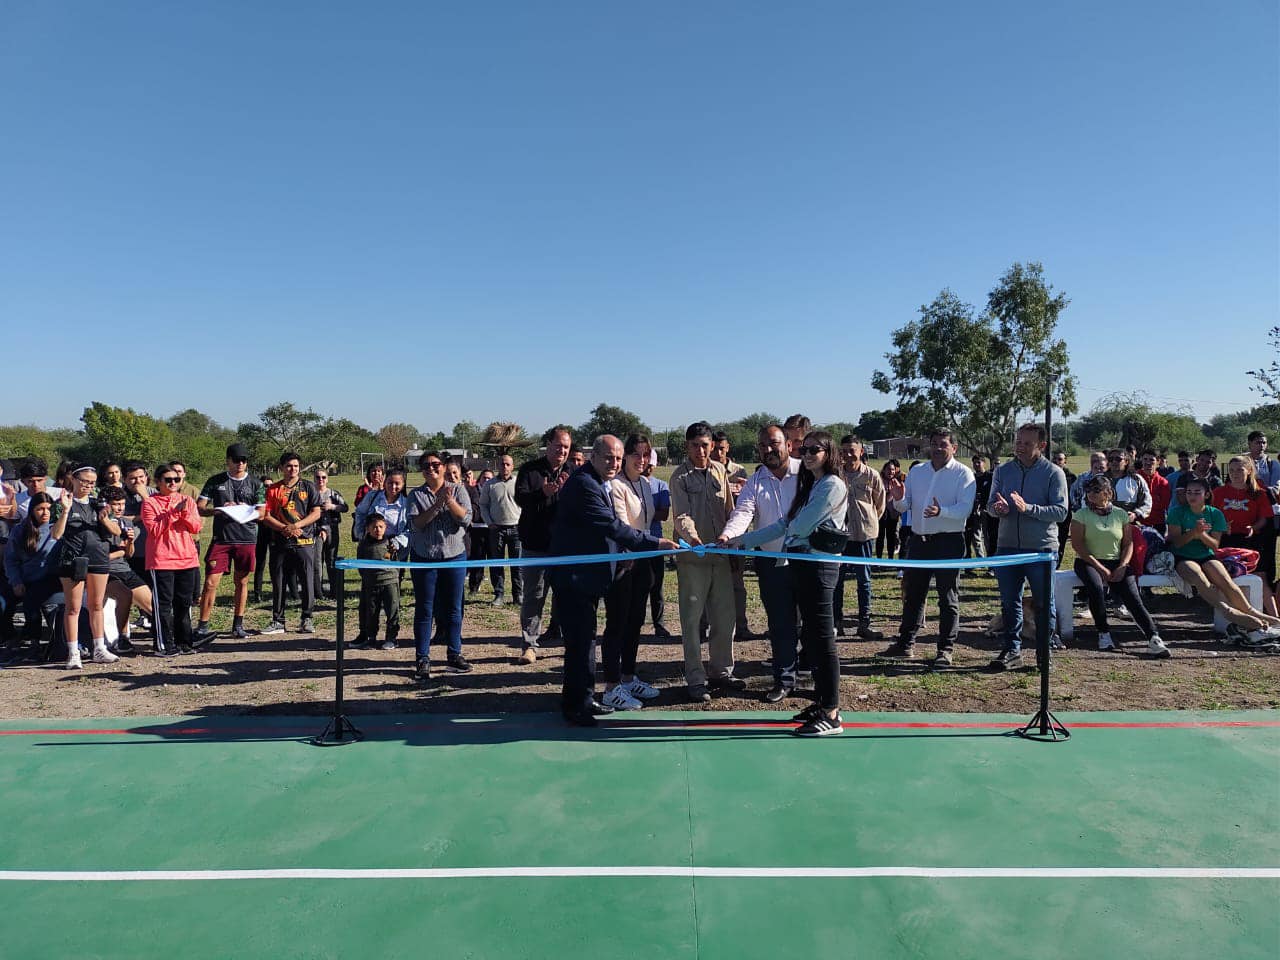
[336,545,1053,572]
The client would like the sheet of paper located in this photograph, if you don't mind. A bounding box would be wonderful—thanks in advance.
[216,504,260,524]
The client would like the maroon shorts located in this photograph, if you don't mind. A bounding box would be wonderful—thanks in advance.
[206,543,257,576]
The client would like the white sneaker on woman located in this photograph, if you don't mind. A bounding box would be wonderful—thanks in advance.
[624,678,660,701]
[65,648,83,670]
[92,645,119,664]
[601,686,643,710]
[1146,635,1171,658]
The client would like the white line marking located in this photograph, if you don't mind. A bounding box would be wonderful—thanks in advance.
[0,867,1276,882]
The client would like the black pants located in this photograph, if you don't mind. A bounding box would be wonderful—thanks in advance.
[899,532,965,651]
[487,526,522,601]
[314,527,340,597]
[1073,558,1157,638]
[12,575,61,642]
[558,586,601,714]
[964,513,985,559]
[359,579,400,641]
[467,526,490,593]
[1056,519,1072,567]
[271,544,316,621]
[601,560,653,683]
[645,554,666,628]
[151,567,197,652]
[876,514,900,559]
[792,556,841,710]
[254,528,271,595]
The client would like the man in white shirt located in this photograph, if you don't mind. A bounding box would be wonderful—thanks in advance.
[882,429,976,667]
[717,425,801,702]
[478,455,522,606]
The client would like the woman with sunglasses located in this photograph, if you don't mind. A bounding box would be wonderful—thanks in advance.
[140,463,204,656]
[58,465,121,668]
[1167,476,1280,646]
[1213,456,1277,616]
[406,451,473,683]
[727,431,849,736]
[1103,449,1151,524]
[1070,475,1169,657]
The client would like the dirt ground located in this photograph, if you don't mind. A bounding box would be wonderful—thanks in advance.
[2,568,1277,720]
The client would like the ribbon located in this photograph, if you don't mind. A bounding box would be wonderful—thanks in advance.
[336,546,1054,572]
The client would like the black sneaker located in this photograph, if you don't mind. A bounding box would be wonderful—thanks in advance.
[447,653,473,673]
[414,659,432,684]
[793,711,843,737]
[987,648,1022,671]
[114,636,134,653]
[878,641,915,659]
[153,645,177,658]
[230,624,249,640]
[708,675,747,692]
[930,649,954,669]
[764,683,794,704]
[191,628,218,650]
[176,646,194,656]
[589,699,615,716]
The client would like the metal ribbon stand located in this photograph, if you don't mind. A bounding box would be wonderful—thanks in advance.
[314,566,364,746]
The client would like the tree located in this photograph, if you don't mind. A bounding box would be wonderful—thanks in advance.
[576,404,650,445]
[872,262,1078,458]
[1074,393,1206,455]
[167,408,235,474]
[0,425,80,467]
[855,408,911,440]
[80,402,173,466]
[237,402,325,465]
[310,418,378,472]
[1248,327,1280,402]
[376,422,421,462]
[446,420,482,453]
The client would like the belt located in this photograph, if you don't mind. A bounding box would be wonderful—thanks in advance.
[912,531,963,542]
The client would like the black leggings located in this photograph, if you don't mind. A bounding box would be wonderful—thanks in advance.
[792,556,840,710]
[151,567,197,651]
[1073,558,1157,638]
[876,514,900,559]
[601,561,653,683]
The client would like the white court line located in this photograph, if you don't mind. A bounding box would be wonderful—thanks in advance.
[0,866,1276,882]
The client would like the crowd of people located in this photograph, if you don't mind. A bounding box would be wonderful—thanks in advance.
[2,424,1278,734]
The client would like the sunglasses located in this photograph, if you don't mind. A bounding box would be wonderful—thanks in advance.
[424,462,444,470]
[799,445,826,456]
[160,476,180,484]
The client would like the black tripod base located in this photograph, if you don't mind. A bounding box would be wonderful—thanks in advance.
[313,715,364,746]
[1015,709,1071,742]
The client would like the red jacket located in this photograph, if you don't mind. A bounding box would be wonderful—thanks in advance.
[140,493,204,569]
[1138,469,1171,526]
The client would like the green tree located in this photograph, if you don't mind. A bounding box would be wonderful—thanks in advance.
[1248,327,1280,402]
[167,408,235,475]
[447,420,483,452]
[309,418,378,472]
[0,425,70,466]
[576,404,650,444]
[237,402,325,464]
[1074,393,1206,455]
[80,402,173,465]
[872,262,1078,458]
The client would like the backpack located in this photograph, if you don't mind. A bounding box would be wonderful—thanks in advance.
[1215,547,1259,579]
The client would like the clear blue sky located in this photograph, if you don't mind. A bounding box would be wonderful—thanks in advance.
[1,1,1275,437]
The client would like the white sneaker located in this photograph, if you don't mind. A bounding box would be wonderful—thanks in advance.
[601,686,643,711]
[65,648,83,670]
[1146,635,1171,658]
[1247,628,1279,645]
[1261,624,1280,638]
[92,645,119,664]
[1098,632,1116,651]
[624,678,660,701]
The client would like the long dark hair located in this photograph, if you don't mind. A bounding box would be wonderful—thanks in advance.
[880,458,900,482]
[22,492,55,554]
[787,431,843,521]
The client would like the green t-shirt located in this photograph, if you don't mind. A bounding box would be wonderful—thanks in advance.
[1071,506,1128,561]
[1166,503,1228,561]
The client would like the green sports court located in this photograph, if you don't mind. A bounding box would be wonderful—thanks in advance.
[1,710,1276,958]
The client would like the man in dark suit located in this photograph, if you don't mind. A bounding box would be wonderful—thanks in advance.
[550,435,680,726]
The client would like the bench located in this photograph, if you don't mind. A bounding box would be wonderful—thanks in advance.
[1054,570,1264,640]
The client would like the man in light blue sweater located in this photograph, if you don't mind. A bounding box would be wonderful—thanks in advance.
[986,422,1068,671]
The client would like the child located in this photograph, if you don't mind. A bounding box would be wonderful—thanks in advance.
[103,486,154,652]
[355,514,400,650]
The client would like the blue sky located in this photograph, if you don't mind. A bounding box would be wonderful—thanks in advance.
[1,1,1275,436]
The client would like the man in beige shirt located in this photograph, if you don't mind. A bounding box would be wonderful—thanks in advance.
[710,430,759,640]
[670,421,743,702]
[836,437,886,639]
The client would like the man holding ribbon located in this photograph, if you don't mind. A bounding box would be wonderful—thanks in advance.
[549,435,679,727]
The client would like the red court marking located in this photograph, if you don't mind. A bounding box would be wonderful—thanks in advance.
[1,718,1278,737]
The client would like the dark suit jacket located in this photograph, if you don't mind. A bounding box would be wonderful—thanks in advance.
[549,463,659,598]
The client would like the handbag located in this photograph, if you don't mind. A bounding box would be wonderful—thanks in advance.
[808,523,849,555]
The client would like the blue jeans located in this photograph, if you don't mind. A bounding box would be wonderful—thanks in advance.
[410,553,466,662]
[992,550,1056,654]
[833,539,874,624]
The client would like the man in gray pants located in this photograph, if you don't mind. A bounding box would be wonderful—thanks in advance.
[512,429,572,664]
